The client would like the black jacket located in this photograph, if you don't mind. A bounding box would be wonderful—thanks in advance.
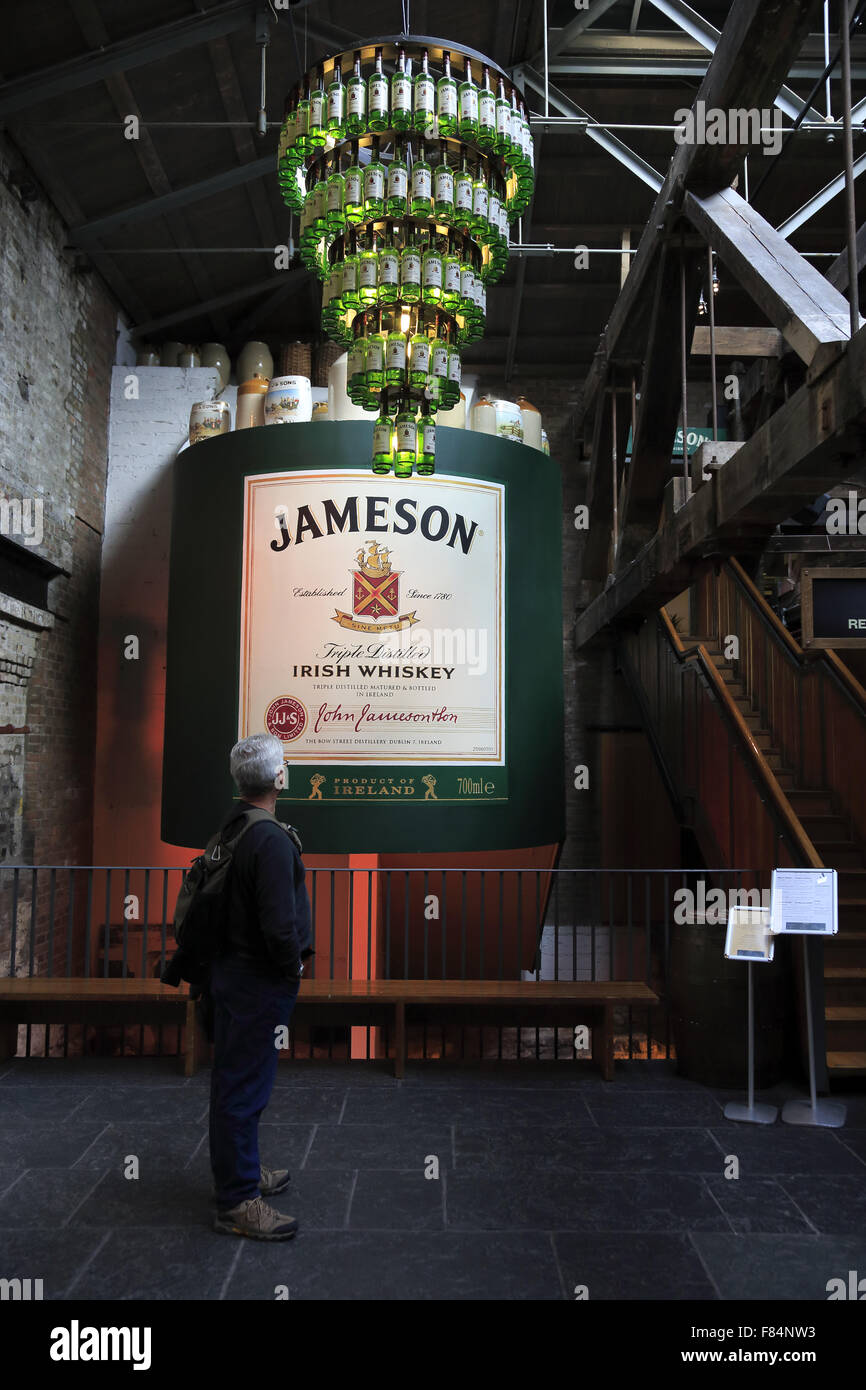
[219,802,313,979]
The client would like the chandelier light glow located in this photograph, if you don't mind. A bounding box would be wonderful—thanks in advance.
[277,37,536,475]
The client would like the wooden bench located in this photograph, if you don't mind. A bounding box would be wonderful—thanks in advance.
[0,977,658,1080]
[294,979,659,1079]
[0,978,207,1077]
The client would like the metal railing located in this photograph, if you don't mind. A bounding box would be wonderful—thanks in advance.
[0,863,780,1064]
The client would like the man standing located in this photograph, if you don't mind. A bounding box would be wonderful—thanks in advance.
[210,733,312,1240]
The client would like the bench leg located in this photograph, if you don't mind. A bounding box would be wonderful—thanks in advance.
[394,1001,406,1079]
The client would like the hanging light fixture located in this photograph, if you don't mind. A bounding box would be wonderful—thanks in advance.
[276,37,536,475]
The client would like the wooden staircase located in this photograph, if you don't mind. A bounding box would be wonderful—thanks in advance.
[697,637,866,1079]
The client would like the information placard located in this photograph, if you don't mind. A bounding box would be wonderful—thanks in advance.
[725,904,774,961]
[770,868,838,935]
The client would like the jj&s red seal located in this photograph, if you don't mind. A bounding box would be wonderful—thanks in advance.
[265,695,307,741]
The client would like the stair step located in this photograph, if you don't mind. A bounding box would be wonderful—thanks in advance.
[825,967,866,978]
[800,815,850,841]
[827,1050,866,1069]
[825,928,866,961]
[787,791,837,817]
[824,1007,866,1048]
[808,842,865,868]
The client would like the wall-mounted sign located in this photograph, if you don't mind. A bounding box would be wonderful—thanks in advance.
[161,423,564,852]
[801,567,866,648]
[770,868,838,936]
[238,471,505,803]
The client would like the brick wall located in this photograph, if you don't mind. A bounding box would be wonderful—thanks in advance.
[0,131,117,981]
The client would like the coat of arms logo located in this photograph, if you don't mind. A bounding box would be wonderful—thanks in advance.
[333,544,419,632]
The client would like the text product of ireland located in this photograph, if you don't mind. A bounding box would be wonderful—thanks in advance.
[239,470,505,766]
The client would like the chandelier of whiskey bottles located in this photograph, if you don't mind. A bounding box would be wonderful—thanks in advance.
[277,38,535,475]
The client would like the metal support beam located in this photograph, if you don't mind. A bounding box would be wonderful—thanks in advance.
[518,65,664,192]
[132,270,307,337]
[777,151,866,237]
[644,0,827,124]
[67,157,274,246]
[531,0,621,69]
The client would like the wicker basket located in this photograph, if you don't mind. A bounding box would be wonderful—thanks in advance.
[278,340,312,378]
[313,340,342,387]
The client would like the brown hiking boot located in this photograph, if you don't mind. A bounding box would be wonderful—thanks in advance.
[214,1195,299,1241]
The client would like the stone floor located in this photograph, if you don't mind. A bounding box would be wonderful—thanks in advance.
[0,1056,864,1301]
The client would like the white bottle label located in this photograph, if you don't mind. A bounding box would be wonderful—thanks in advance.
[480,93,496,129]
[310,92,325,127]
[347,345,364,379]
[423,255,442,287]
[344,172,362,205]
[422,421,436,453]
[438,83,457,117]
[411,340,430,374]
[411,166,432,201]
[455,175,473,211]
[489,193,501,227]
[348,84,365,117]
[343,261,357,294]
[401,253,421,283]
[313,184,327,217]
[448,353,461,384]
[396,419,416,452]
[327,180,343,213]
[379,252,399,285]
[388,165,408,201]
[369,75,388,114]
[444,261,461,294]
[373,420,391,454]
[360,257,378,288]
[387,338,407,371]
[435,169,454,204]
[366,341,383,372]
[460,87,479,122]
[416,77,435,113]
[328,89,344,121]
[392,77,411,112]
[432,346,449,377]
[365,167,385,201]
[461,268,475,298]
[497,103,509,137]
[473,185,489,219]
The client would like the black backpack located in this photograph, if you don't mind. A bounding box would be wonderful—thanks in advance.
[161,809,302,988]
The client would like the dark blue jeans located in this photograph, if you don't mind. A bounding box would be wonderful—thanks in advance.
[208,957,299,1211]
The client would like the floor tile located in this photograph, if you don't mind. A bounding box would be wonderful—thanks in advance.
[348,1169,445,1230]
[224,1231,563,1299]
[67,1170,212,1228]
[67,1227,239,1299]
[0,1168,107,1227]
[254,1087,347,1123]
[71,1123,206,1170]
[0,1229,110,1299]
[703,1177,815,1234]
[0,1087,96,1121]
[445,1171,732,1232]
[304,1123,454,1170]
[71,1088,207,1125]
[0,1058,189,1085]
[0,1122,110,1168]
[583,1092,727,1127]
[554,1233,719,1300]
[707,1127,864,1175]
[691,1233,866,1300]
[454,1125,723,1173]
[341,1088,595,1126]
[776,1175,866,1235]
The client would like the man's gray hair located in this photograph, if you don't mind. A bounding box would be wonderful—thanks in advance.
[230,733,285,797]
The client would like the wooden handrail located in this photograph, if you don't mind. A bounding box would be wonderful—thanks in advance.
[660,606,824,870]
[726,557,866,715]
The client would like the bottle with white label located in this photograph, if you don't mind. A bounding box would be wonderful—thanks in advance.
[296,80,311,157]
[437,50,458,138]
[434,141,454,221]
[422,237,443,307]
[328,61,346,139]
[414,48,436,136]
[365,312,386,392]
[431,315,449,391]
[416,400,436,475]
[400,235,422,303]
[368,47,389,133]
[495,77,511,156]
[364,137,386,219]
[442,236,461,313]
[472,167,489,237]
[409,314,431,388]
[478,66,496,150]
[387,140,409,218]
[453,150,473,230]
[391,47,412,133]
[359,234,379,307]
[458,58,479,142]
[344,140,364,225]
[386,320,408,388]
[342,231,360,310]
[347,51,366,137]
[326,152,345,232]
[378,225,400,307]
[372,398,393,474]
[309,66,326,148]
[394,395,417,477]
[347,334,366,402]
[411,143,433,219]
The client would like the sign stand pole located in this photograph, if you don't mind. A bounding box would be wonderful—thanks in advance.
[782,938,846,1127]
[724,962,777,1124]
